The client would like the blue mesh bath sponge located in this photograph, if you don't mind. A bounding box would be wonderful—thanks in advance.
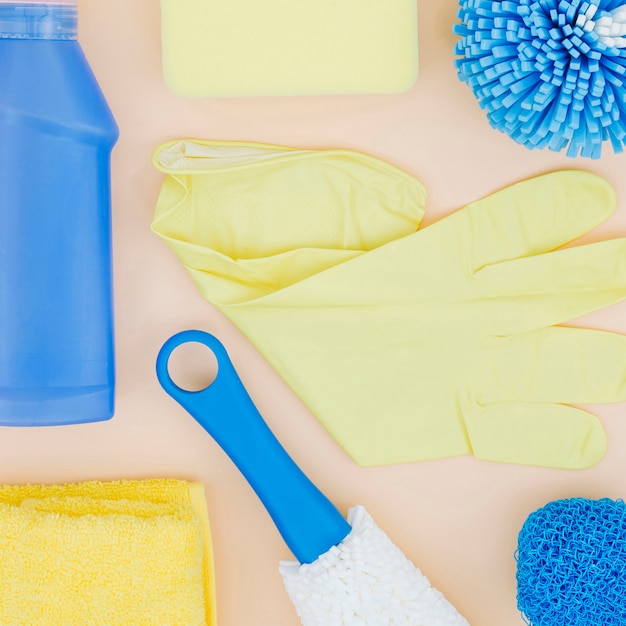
[516,498,626,626]
[455,0,626,158]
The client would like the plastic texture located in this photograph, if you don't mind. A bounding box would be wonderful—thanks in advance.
[0,17,118,425]
[454,0,626,159]
[159,0,419,97]
[516,498,626,626]
[152,140,626,470]
[0,2,77,39]
[157,331,471,624]
[156,330,351,565]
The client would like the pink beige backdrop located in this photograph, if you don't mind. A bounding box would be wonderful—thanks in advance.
[2,2,626,625]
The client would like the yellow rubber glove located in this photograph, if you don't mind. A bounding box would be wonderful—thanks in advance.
[152,140,626,469]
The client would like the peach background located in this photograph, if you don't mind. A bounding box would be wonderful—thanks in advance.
[1,2,626,625]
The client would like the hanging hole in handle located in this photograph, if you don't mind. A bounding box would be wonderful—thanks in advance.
[166,341,219,392]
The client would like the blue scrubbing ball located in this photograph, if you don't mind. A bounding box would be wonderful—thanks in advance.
[516,498,626,626]
[455,0,626,158]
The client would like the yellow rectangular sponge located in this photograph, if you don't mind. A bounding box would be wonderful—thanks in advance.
[160,0,419,97]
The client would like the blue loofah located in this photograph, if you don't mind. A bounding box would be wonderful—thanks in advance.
[455,0,626,158]
[516,498,626,626]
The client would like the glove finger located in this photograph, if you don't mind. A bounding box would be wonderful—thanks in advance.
[465,402,607,469]
[456,170,615,272]
[485,326,626,404]
[477,238,626,333]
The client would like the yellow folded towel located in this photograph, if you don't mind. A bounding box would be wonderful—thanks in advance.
[0,479,216,626]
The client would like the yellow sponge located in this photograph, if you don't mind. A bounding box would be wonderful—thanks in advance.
[160,0,419,97]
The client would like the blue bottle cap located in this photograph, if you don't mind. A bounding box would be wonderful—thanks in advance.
[0,2,77,40]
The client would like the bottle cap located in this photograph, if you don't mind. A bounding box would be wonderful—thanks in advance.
[0,2,78,40]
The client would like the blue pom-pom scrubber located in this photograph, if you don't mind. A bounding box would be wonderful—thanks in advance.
[516,498,626,626]
[455,0,626,158]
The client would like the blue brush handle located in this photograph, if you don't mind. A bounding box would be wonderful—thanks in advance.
[156,330,352,564]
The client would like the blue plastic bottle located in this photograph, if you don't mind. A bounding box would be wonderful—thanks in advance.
[0,2,118,426]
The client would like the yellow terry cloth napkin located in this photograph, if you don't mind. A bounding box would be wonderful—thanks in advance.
[0,479,216,626]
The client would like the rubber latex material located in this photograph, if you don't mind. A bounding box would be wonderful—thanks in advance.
[160,0,419,97]
[152,140,626,469]
[156,330,351,564]
[0,36,118,425]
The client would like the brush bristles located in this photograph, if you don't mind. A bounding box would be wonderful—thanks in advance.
[279,505,469,626]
